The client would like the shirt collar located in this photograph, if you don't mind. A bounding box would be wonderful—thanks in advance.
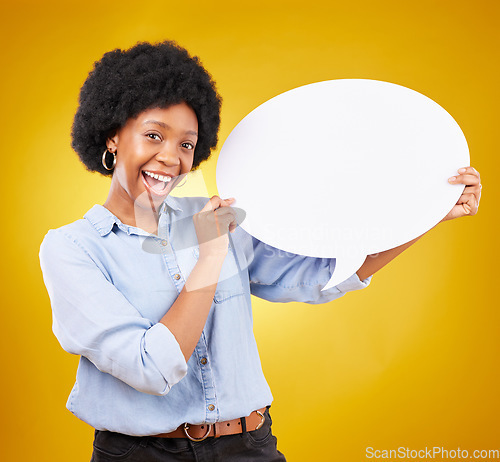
[84,195,183,237]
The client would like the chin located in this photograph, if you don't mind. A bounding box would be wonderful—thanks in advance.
[133,190,166,214]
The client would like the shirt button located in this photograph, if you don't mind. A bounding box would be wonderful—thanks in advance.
[161,240,168,246]
[208,404,215,411]
[174,273,181,280]
[200,357,207,365]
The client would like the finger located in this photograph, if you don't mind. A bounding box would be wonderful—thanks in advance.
[214,212,236,228]
[220,198,236,207]
[200,195,223,213]
[457,166,480,180]
[210,197,235,213]
[462,203,472,215]
[447,202,471,218]
[217,206,246,227]
[463,184,481,194]
[214,207,237,230]
[463,185,482,205]
[457,193,478,215]
[214,207,236,218]
[448,173,480,186]
[196,207,235,226]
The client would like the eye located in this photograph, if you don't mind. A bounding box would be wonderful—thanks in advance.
[146,133,162,141]
[181,142,195,150]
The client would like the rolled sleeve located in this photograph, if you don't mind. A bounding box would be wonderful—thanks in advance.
[40,229,187,396]
[142,323,187,395]
[329,262,373,294]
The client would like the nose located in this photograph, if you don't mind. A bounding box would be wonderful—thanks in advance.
[155,141,180,167]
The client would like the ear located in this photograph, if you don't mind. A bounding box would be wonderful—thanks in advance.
[106,130,119,152]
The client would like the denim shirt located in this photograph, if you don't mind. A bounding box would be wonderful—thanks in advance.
[39,195,372,436]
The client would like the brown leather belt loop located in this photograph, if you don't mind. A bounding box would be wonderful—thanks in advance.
[153,407,267,440]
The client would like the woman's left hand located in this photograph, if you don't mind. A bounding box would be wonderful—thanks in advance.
[441,166,482,222]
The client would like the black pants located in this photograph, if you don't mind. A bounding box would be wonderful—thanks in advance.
[90,408,286,461]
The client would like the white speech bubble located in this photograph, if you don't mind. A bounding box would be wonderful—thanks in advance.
[216,79,469,290]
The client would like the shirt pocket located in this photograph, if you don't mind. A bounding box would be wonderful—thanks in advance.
[192,243,246,304]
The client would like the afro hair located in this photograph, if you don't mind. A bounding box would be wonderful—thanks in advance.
[71,40,222,176]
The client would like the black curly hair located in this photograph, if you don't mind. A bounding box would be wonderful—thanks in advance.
[71,40,222,176]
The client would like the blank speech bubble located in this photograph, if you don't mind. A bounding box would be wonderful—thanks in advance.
[216,79,469,290]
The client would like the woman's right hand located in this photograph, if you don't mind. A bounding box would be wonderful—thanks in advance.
[192,196,237,259]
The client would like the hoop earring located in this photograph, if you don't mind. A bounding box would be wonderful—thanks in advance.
[176,176,187,187]
[102,149,116,171]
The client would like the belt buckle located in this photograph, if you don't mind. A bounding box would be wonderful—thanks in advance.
[255,410,265,430]
[183,423,212,442]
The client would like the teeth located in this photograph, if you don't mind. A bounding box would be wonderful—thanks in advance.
[144,171,172,182]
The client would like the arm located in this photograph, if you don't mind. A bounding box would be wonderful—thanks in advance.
[40,197,237,392]
[231,226,372,304]
[160,196,236,362]
[39,229,188,396]
[159,255,223,362]
[356,234,424,281]
[356,166,482,280]
[232,166,482,300]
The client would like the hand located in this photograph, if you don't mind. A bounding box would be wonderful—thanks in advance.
[440,166,482,223]
[192,196,237,259]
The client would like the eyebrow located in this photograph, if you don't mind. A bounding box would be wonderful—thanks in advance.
[143,120,198,137]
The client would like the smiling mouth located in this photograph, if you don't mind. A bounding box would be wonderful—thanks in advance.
[142,170,173,195]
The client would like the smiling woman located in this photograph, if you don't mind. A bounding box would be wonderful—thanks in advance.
[41,41,274,461]
[38,40,377,462]
[37,38,482,462]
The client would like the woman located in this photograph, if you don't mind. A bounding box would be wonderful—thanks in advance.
[39,41,481,461]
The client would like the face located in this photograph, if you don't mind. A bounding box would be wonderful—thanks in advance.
[106,102,198,213]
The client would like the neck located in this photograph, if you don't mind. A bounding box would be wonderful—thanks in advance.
[103,185,161,235]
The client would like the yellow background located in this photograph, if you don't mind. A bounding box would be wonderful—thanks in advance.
[1,0,499,460]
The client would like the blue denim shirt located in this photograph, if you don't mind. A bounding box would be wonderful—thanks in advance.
[39,195,372,436]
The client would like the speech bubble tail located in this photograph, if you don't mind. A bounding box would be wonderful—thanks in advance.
[321,252,367,291]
